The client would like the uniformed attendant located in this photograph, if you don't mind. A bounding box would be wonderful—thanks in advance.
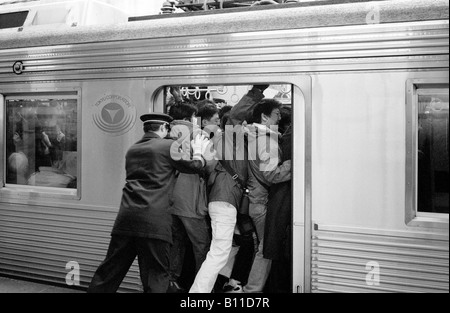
[87,113,211,293]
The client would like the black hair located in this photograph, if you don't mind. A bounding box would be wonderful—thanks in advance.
[197,102,219,122]
[250,98,282,124]
[220,111,231,130]
[195,99,216,109]
[168,102,198,121]
[279,106,292,134]
[219,105,233,120]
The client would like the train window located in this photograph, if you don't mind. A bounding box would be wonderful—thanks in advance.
[161,84,293,148]
[0,11,29,30]
[2,93,78,197]
[417,90,449,215]
[163,84,292,113]
[406,79,449,227]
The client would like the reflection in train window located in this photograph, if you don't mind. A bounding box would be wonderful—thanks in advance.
[417,89,449,214]
[5,95,78,190]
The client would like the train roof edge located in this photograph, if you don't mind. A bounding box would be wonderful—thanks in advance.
[0,0,448,50]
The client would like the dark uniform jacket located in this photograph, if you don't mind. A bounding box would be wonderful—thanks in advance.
[111,132,204,244]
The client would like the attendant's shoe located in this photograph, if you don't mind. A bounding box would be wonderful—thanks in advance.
[167,281,186,293]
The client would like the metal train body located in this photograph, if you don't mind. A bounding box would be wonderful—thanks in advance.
[0,0,448,293]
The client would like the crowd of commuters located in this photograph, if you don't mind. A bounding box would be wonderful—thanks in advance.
[88,85,293,293]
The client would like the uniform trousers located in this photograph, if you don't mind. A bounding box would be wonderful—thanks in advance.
[169,214,211,282]
[87,235,170,293]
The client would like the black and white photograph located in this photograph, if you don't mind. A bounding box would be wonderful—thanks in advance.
[0,0,448,303]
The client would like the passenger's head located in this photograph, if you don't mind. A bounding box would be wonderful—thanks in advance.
[8,152,29,181]
[251,99,282,127]
[22,102,37,118]
[168,102,198,123]
[219,105,232,120]
[195,99,216,110]
[279,106,292,135]
[37,106,59,127]
[213,98,226,107]
[197,102,220,128]
[219,105,233,130]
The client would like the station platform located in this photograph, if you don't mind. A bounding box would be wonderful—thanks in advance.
[0,276,84,293]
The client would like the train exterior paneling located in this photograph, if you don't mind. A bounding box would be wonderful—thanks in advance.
[0,79,152,292]
[309,71,449,292]
[0,0,448,292]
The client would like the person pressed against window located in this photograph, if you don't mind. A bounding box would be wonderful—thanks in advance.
[166,101,214,293]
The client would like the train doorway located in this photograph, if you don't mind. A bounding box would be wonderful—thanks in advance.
[149,77,311,293]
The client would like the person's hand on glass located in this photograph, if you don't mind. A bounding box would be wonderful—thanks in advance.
[13,132,21,144]
[57,130,65,142]
[41,131,52,147]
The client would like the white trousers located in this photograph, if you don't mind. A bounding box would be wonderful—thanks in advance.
[189,201,237,293]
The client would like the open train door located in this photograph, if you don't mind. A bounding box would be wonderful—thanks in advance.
[292,77,312,293]
[148,76,312,293]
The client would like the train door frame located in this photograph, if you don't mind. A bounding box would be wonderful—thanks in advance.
[0,94,4,185]
[147,74,312,293]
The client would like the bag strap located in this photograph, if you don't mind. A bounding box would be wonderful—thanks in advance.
[220,160,247,190]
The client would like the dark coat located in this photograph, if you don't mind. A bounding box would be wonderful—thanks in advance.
[263,125,292,260]
[208,87,265,209]
[111,132,204,244]
[169,120,210,218]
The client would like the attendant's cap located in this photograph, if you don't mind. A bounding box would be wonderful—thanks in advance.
[140,113,173,124]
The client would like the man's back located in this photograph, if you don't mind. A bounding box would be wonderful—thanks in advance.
[112,133,178,243]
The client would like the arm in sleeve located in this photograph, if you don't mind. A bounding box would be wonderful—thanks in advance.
[257,135,291,184]
[262,159,291,184]
[168,138,206,174]
[170,156,205,175]
[228,87,265,126]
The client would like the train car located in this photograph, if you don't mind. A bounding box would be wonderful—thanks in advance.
[0,0,448,293]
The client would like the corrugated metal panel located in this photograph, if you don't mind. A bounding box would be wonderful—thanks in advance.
[311,229,449,293]
[0,20,448,82]
[0,202,142,292]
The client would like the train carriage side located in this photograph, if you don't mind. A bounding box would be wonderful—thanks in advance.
[0,0,448,293]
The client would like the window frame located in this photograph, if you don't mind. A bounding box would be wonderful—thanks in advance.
[0,88,81,201]
[405,78,449,228]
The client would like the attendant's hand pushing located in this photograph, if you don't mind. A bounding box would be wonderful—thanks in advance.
[191,134,212,156]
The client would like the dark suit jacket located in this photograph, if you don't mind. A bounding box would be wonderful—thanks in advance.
[111,132,204,244]
[264,125,292,260]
